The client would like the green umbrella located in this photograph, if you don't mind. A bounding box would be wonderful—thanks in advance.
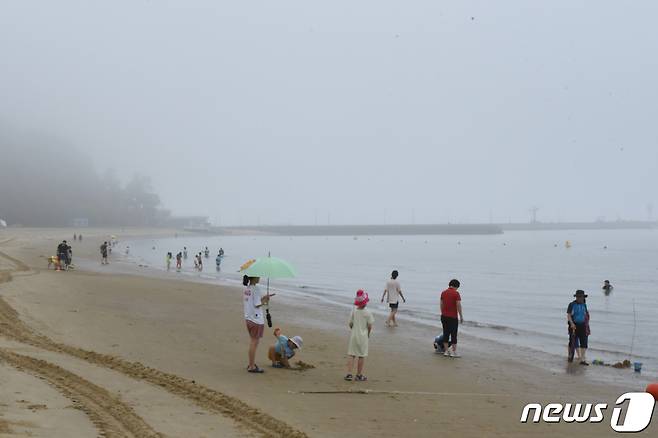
[242,253,296,328]
[242,255,296,279]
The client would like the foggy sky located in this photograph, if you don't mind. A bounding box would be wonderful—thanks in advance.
[2,1,657,226]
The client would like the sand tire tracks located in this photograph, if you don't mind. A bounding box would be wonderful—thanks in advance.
[0,249,308,438]
[0,349,162,438]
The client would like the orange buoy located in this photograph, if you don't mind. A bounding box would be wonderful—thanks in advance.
[647,383,658,401]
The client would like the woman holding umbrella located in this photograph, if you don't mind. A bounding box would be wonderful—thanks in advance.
[241,254,296,373]
[244,275,272,373]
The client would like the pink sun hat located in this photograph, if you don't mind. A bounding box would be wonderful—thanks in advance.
[354,289,369,307]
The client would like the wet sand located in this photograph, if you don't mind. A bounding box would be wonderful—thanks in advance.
[0,228,655,437]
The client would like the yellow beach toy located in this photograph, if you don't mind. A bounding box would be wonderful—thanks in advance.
[239,259,256,272]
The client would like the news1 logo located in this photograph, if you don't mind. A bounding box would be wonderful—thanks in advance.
[520,392,655,433]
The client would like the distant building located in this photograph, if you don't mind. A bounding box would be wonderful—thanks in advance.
[165,216,211,230]
[71,218,89,227]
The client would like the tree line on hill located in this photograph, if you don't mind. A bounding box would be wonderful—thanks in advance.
[0,123,170,227]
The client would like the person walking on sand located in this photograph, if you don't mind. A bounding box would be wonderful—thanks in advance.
[381,270,405,327]
[197,253,203,271]
[345,290,374,382]
[567,290,590,365]
[57,240,69,270]
[244,275,272,373]
[100,241,109,265]
[440,279,464,358]
[166,252,173,271]
[176,252,182,271]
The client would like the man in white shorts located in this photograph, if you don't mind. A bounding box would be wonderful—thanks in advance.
[381,270,405,327]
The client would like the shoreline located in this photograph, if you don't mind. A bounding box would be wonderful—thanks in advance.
[112,233,657,385]
[0,228,655,437]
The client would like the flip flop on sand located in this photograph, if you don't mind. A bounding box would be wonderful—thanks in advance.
[344,374,353,381]
[247,366,264,373]
[355,375,367,382]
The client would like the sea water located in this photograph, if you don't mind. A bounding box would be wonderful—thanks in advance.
[122,229,658,376]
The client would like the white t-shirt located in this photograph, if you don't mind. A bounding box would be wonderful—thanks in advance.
[243,285,264,324]
[385,279,401,303]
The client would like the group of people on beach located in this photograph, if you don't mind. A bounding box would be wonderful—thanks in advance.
[100,240,226,273]
[84,235,606,377]
[242,268,467,381]
[51,240,73,270]
[163,246,224,272]
[243,266,611,379]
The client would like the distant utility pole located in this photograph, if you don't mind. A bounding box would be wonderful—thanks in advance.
[529,206,540,224]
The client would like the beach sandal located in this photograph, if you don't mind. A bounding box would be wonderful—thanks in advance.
[344,374,353,381]
[247,366,264,373]
[580,361,590,366]
[272,362,285,368]
[451,352,461,358]
[355,375,368,382]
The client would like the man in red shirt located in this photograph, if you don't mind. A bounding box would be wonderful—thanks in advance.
[440,279,464,357]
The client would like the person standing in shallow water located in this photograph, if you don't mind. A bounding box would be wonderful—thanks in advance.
[567,289,590,365]
[440,279,464,358]
[381,270,405,327]
[100,241,109,265]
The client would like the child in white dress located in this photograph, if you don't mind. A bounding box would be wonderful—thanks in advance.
[345,289,374,382]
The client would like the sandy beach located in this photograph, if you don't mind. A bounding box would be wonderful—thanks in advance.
[0,228,655,437]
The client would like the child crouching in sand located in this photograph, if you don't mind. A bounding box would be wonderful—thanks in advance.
[268,328,303,368]
[345,289,374,382]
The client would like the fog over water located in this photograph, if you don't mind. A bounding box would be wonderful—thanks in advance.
[1,1,658,225]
